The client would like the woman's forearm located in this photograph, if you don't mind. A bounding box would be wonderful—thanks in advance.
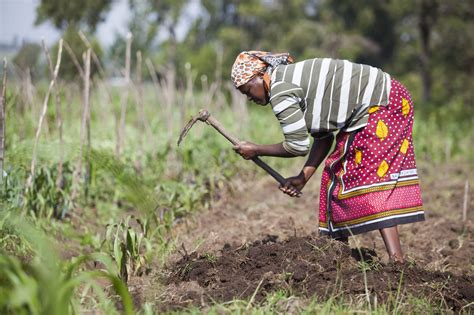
[300,134,334,181]
[255,142,296,157]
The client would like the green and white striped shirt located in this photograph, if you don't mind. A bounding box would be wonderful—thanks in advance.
[270,58,391,156]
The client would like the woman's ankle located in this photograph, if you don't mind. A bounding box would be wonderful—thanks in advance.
[379,226,404,263]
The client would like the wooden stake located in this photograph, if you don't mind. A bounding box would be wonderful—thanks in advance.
[42,39,65,189]
[463,180,469,222]
[145,58,166,153]
[116,32,132,157]
[71,49,91,202]
[77,31,117,150]
[78,31,107,80]
[134,51,144,170]
[134,51,153,158]
[26,40,63,189]
[0,58,7,184]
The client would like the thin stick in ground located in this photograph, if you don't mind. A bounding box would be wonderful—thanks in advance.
[145,58,168,150]
[78,31,118,154]
[463,180,469,222]
[42,39,65,190]
[71,49,91,202]
[134,50,154,165]
[26,39,63,190]
[0,58,7,184]
[116,32,132,157]
[145,58,173,147]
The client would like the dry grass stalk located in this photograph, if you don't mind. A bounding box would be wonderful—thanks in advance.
[145,58,160,98]
[42,39,65,189]
[145,58,168,151]
[164,67,176,146]
[78,31,118,142]
[184,62,195,111]
[214,44,223,89]
[0,58,7,183]
[135,51,144,168]
[463,180,469,222]
[24,67,44,133]
[228,82,248,134]
[200,75,219,109]
[116,32,132,157]
[71,49,92,202]
[26,40,63,189]
[134,51,154,158]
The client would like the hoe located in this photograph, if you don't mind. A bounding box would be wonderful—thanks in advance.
[177,109,301,195]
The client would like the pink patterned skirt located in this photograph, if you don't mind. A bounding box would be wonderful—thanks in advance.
[319,79,424,238]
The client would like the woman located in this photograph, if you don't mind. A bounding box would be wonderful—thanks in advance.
[231,51,424,263]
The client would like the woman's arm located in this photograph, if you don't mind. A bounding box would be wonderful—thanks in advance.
[301,133,334,181]
[233,141,295,159]
[280,133,334,197]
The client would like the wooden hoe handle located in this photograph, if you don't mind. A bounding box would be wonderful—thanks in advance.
[205,115,296,192]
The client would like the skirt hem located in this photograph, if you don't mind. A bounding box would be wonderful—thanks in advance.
[319,212,425,239]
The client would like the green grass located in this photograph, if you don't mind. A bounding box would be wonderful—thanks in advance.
[166,290,454,315]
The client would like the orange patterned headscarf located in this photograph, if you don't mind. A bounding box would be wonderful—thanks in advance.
[231,51,294,89]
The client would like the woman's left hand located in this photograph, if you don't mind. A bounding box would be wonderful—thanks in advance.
[279,173,306,198]
[233,141,259,160]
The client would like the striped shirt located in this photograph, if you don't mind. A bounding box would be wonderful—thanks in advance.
[270,58,391,156]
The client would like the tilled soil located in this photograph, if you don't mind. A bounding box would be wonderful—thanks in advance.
[164,234,474,311]
[156,163,473,311]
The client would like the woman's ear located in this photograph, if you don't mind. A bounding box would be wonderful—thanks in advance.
[262,72,271,93]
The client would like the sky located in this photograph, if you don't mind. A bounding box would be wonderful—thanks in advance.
[0,0,199,48]
[0,0,132,47]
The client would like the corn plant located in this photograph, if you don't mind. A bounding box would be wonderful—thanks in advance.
[22,163,73,219]
[101,215,156,283]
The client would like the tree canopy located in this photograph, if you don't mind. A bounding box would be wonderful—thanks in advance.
[29,0,474,104]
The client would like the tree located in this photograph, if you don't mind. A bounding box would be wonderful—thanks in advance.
[391,0,473,103]
[35,0,110,81]
[108,0,159,72]
[147,0,188,70]
[35,0,113,31]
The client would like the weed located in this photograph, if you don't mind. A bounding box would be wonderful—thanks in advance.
[201,252,218,265]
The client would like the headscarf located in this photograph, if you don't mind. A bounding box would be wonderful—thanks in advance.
[231,51,294,89]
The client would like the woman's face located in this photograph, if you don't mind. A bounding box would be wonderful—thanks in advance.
[238,76,269,105]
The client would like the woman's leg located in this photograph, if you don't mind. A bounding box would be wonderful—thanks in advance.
[379,226,404,263]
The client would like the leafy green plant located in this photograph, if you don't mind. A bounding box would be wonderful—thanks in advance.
[22,163,73,219]
[0,212,134,315]
[101,215,158,283]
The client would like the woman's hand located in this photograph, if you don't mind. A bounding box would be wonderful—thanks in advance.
[233,141,259,160]
[279,172,306,198]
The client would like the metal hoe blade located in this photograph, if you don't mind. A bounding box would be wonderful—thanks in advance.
[177,109,210,146]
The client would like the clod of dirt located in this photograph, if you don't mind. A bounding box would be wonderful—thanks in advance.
[163,234,474,311]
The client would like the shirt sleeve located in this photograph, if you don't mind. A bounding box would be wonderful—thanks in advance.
[270,81,309,156]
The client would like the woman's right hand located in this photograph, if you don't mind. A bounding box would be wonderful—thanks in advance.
[279,173,307,198]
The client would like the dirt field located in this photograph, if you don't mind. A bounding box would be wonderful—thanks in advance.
[129,163,474,311]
